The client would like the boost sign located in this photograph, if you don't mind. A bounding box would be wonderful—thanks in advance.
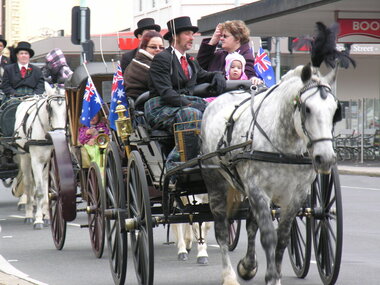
[338,19,380,42]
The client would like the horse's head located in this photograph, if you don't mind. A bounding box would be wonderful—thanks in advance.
[293,64,340,173]
[46,93,66,132]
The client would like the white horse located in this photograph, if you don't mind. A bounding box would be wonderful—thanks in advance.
[201,63,340,285]
[171,194,212,264]
[13,86,66,229]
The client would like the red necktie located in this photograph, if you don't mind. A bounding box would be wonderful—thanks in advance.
[20,66,27,78]
[180,56,190,79]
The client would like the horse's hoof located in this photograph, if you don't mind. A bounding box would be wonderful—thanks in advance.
[33,223,44,230]
[178,252,188,261]
[197,256,208,265]
[43,219,50,227]
[24,218,34,224]
[237,259,258,281]
[18,204,25,211]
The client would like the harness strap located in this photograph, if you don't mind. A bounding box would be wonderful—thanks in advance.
[232,150,312,165]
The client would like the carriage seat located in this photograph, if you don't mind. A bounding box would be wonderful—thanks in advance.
[134,91,150,111]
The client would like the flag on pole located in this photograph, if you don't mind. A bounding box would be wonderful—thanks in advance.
[80,77,104,127]
[108,63,128,130]
[254,47,276,87]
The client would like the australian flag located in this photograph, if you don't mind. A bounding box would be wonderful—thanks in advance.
[108,63,128,130]
[80,77,104,127]
[254,47,276,87]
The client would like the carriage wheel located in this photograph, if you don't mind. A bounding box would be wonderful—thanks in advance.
[287,210,312,278]
[48,150,67,250]
[127,150,154,285]
[311,165,343,285]
[228,219,241,251]
[86,162,105,258]
[103,141,127,285]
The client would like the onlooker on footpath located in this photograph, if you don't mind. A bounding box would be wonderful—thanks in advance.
[197,20,262,85]
[120,18,161,73]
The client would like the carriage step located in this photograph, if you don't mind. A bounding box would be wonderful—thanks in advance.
[80,224,89,228]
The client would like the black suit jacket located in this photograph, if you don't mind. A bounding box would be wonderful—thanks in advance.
[1,63,45,96]
[0,55,9,68]
[149,47,218,107]
[120,48,138,74]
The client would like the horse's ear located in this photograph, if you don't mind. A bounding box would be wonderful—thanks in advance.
[301,64,312,83]
[324,65,338,86]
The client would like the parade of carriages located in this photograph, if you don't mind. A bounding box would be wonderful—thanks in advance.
[0,21,356,285]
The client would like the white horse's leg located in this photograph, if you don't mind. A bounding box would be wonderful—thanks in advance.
[30,146,51,229]
[19,155,34,224]
[192,221,211,264]
[171,223,188,261]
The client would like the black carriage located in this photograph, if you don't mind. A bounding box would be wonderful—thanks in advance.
[49,70,343,285]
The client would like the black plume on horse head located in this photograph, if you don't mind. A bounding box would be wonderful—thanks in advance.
[294,22,356,69]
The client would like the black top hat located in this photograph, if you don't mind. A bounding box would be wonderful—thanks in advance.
[163,16,198,40]
[134,18,161,38]
[14,41,34,58]
[0,35,7,47]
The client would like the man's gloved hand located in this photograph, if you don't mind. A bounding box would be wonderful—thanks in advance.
[190,102,207,112]
[211,73,226,94]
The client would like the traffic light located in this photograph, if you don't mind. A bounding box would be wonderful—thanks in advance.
[261,37,272,51]
[71,6,90,45]
[82,40,94,62]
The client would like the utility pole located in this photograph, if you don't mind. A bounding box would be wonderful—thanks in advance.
[80,0,87,63]
[275,37,281,83]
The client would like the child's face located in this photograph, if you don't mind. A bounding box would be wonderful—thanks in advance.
[229,60,243,80]
[90,114,100,125]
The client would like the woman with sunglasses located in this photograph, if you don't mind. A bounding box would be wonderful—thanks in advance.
[197,20,262,85]
[124,30,164,99]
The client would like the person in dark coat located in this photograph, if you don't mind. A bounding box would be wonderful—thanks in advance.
[124,30,164,100]
[145,16,226,169]
[197,20,262,85]
[120,18,161,73]
[0,35,9,68]
[1,41,45,97]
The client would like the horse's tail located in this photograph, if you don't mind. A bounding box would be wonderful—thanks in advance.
[11,170,24,198]
[226,186,243,219]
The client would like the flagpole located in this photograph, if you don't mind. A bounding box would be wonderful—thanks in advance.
[82,58,108,117]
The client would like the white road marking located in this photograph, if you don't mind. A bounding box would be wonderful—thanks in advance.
[2,236,13,239]
[342,185,380,191]
[0,255,49,285]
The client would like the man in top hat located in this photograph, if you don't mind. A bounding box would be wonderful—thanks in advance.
[120,18,161,73]
[0,35,9,68]
[145,16,226,170]
[1,41,45,97]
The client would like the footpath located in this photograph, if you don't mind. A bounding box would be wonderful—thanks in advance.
[1,161,379,285]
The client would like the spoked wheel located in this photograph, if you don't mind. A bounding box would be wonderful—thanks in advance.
[228,219,241,251]
[86,162,105,258]
[103,142,127,285]
[287,210,312,278]
[311,165,343,285]
[48,150,67,250]
[127,150,154,285]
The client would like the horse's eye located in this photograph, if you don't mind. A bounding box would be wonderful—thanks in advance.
[305,107,311,114]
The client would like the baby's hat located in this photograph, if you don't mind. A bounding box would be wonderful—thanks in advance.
[225,52,246,77]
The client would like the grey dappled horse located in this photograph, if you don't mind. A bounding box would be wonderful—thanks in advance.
[14,86,66,229]
[200,63,340,285]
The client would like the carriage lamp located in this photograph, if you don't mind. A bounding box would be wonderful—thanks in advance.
[174,120,202,162]
[95,129,110,168]
[115,101,133,140]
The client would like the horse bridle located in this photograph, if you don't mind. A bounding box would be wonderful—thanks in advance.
[295,80,340,149]
[46,94,66,131]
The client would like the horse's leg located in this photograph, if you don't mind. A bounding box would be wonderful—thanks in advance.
[30,146,51,230]
[237,209,259,280]
[205,172,239,285]
[171,223,189,261]
[246,184,280,285]
[19,155,34,224]
[193,221,211,264]
[275,193,307,277]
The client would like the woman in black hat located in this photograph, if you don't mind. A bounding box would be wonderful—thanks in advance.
[1,41,45,98]
[0,35,9,68]
[120,18,161,73]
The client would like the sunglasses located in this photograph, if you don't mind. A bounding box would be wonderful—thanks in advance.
[147,46,165,50]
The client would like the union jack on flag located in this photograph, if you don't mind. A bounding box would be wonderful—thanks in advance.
[108,63,129,130]
[80,77,104,127]
[254,47,276,87]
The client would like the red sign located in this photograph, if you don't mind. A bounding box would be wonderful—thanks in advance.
[338,19,380,39]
